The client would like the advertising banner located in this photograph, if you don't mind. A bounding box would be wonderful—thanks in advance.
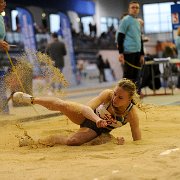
[16,8,36,52]
[16,8,39,75]
[59,12,76,85]
[171,4,180,40]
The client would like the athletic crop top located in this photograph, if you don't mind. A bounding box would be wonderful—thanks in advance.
[95,101,133,130]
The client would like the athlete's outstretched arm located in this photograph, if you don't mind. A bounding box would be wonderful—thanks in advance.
[127,108,141,141]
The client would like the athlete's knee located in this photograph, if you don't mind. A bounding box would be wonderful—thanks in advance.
[66,137,83,146]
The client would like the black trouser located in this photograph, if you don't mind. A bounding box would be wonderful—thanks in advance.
[123,52,141,92]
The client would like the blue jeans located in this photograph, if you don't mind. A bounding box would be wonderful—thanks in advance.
[0,70,9,114]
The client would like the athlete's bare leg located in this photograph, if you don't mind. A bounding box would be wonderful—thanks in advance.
[33,97,86,124]
[12,92,86,124]
[38,127,98,146]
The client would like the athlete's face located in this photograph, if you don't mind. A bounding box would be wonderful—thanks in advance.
[128,3,140,17]
[112,86,131,108]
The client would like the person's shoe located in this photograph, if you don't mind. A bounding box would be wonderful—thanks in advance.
[12,92,34,104]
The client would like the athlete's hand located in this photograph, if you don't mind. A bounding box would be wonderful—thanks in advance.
[118,54,125,64]
[103,114,117,124]
[96,119,107,128]
[116,136,125,145]
[140,55,144,65]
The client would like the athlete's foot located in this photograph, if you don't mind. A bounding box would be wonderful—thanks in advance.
[12,92,34,104]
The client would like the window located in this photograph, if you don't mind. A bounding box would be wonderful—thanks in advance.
[81,16,94,35]
[49,14,60,33]
[143,2,174,33]
[11,10,18,31]
[100,17,119,34]
[100,17,107,33]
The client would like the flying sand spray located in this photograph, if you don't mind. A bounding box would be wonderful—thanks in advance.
[1,44,68,112]
[2,47,69,146]
[5,48,39,114]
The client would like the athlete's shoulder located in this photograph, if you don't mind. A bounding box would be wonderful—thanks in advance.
[98,89,113,101]
[100,89,113,96]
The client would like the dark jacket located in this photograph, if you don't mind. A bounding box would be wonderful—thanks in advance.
[46,39,67,69]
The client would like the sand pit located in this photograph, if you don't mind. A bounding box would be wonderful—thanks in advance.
[0,105,180,180]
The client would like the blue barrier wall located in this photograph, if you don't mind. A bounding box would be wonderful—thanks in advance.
[6,0,95,15]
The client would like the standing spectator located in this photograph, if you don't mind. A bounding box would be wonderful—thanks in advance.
[89,22,93,37]
[117,1,144,92]
[80,21,84,35]
[104,59,111,69]
[76,59,85,85]
[0,0,8,51]
[89,22,97,37]
[96,54,106,83]
[45,32,67,72]
[115,12,128,46]
[104,59,115,82]
[92,23,97,37]
[0,0,9,114]
[45,32,67,90]
[15,15,20,32]
[175,27,180,88]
